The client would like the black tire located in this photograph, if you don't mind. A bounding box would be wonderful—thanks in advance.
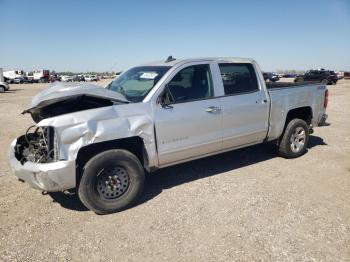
[278,118,309,158]
[78,149,145,214]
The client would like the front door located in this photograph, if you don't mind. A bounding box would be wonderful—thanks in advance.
[154,63,222,166]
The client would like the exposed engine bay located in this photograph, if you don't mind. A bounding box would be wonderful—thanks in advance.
[15,126,58,164]
[17,93,120,164]
[14,84,133,165]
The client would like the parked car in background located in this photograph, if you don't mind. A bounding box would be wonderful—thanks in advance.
[13,76,28,84]
[263,72,279,82]
[49,75,60,82]
[84,75,98,81]
[26,78,36,84]
[9,57,329,214]
[295,69,338,85]
[344,72,350,79]
[60,75,74,82]
[282,73,298,78]
[73,75,85,82]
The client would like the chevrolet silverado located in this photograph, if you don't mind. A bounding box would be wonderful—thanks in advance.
[8,57,329,214]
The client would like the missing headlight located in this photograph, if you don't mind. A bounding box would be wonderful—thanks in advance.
[15,126,58,164]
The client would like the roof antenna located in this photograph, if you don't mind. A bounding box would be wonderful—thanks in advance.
[165,56,176,63]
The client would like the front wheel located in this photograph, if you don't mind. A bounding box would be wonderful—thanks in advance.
[278,119,309,158]
[78,149,145,214]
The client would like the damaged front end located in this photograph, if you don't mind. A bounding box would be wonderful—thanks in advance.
[8,82,157,192]
[9,125,76,192]
[15,83,126,163]
[15,125,58,164]
[7,83,123,191]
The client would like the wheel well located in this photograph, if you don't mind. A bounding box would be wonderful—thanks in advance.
[285,106,313,126]
[76,136,148,185]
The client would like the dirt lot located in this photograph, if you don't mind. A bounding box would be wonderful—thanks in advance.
[0,79,349,261]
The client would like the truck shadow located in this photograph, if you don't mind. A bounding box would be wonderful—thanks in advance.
[139,135,327,205]
[48,190,88,211]
[48,135,327,212]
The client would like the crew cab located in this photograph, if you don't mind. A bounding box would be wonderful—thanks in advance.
[8,57,329,214]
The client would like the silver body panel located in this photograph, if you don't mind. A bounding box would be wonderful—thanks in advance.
[267,84,327,139]
[8,57,327,191]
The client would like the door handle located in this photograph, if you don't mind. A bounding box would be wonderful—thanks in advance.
[206,106,221,113]
[256,99,268,104]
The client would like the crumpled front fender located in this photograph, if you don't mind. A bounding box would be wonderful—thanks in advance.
[37,103,158,168]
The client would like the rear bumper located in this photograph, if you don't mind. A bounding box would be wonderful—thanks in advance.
[318,114,328,126]
[8,139,76,192]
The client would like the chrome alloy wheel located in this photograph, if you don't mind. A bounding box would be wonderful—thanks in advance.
[290,127,306,153]
[96,167,130,199]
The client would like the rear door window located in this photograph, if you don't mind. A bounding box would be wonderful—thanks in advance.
[218,63,259,95]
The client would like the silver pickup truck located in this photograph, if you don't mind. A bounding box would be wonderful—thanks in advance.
[8,57,328,214]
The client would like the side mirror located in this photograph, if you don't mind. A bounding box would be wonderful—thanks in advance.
[158,86,173,108]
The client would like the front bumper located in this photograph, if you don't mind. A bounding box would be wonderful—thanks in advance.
[8,139,76,192]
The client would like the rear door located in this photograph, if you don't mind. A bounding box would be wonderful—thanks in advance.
[154,62,222,166]
[217,62,269,149]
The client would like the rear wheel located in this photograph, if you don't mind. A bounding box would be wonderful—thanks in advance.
[78,149,145,214]
[278,118,309,158]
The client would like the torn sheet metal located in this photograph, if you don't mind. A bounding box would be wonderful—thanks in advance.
[9,82,158,191]
[35,101,157,167]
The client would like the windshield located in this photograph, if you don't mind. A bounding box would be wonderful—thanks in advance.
[107,66,171,102]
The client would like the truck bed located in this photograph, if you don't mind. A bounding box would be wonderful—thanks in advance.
[266,79,326,142]
[266,81,321,90]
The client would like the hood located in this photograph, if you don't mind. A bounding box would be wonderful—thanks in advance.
[29,82,128,108]
[23,82,129,123]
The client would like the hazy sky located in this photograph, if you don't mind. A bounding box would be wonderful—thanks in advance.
[1,0,350,72]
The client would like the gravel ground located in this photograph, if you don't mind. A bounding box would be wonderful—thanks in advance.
[0,79,349,261]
